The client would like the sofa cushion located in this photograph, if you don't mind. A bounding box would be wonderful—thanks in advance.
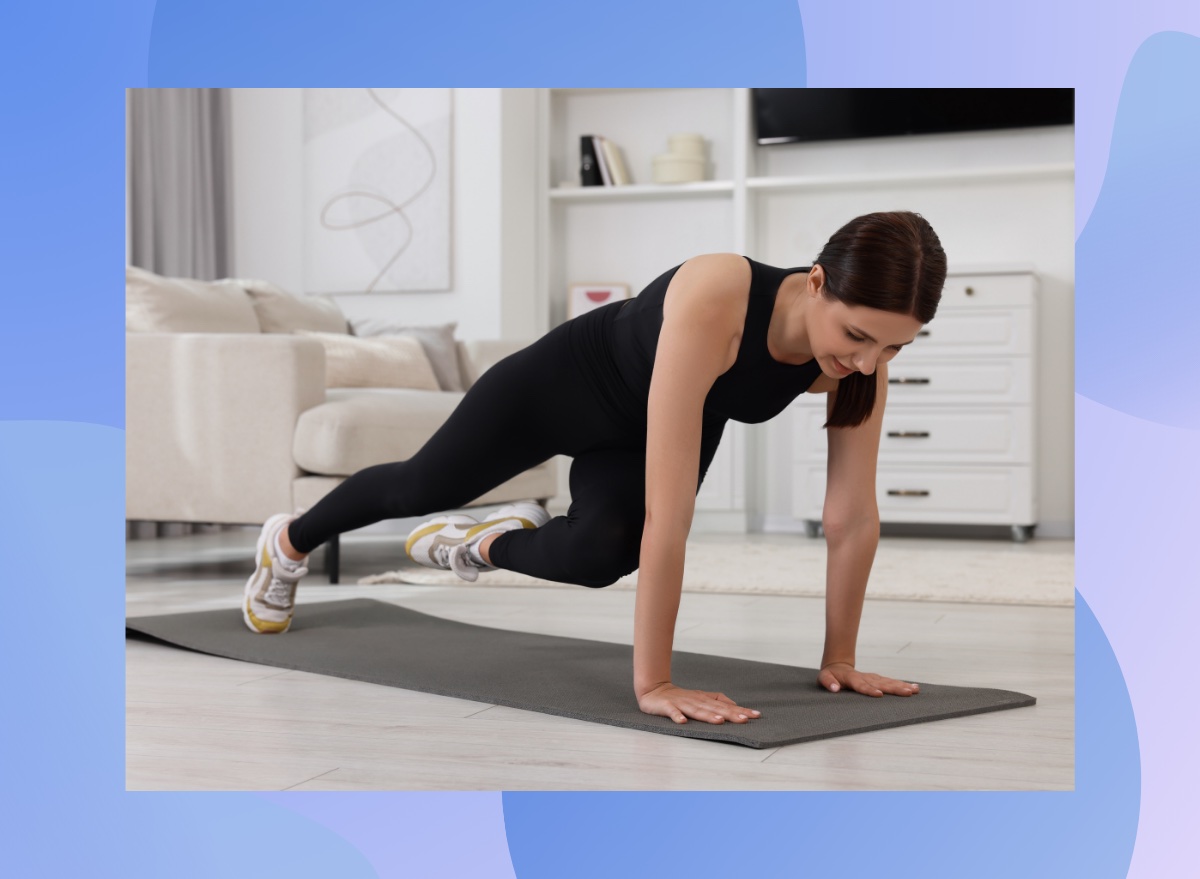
[349,318,465,392]
[293,387,465,475]
[126,265,260,333]
[295,330,441,390]
[232,278,349,334]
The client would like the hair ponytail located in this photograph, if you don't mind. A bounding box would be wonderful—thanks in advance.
[827,370,877,430]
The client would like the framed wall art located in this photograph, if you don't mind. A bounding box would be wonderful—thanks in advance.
[568,282,630,319]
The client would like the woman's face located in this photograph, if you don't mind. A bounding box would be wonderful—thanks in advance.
[805,273,924,379]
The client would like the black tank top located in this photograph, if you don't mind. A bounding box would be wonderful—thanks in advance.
[566,256,822,432]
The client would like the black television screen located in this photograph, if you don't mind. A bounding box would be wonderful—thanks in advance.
[752,89,1074,145]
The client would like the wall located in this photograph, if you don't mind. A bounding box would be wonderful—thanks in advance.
[228,88,539,341]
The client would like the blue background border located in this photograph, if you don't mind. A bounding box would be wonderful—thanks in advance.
[4,2,1197,875]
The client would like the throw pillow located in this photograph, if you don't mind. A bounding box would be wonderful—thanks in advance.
[348,318,464,391]
[295,330,441,391]
[231,278,349,334]
[126,265,260,333]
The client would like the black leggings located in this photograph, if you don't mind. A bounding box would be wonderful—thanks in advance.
[286,318,725,588]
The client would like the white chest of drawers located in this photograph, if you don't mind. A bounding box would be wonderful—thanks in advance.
[791,269,1038,541]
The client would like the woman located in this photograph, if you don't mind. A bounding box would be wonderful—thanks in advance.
[242,210,947,727]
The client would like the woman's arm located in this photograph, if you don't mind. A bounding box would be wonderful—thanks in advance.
[632,254,762,724]
[818,362,919,697]
[819,362,887,668]
[633,256,740,695]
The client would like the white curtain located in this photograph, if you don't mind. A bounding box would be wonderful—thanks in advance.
[127,89,241,540]
[127,88,234,279]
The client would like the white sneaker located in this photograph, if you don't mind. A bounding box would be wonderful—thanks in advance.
[405,514,481,571]
[406,502,550,583]
[450,501,552,582]
[243,513,309,634]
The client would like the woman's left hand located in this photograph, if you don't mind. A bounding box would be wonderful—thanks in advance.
[818,662,920,697]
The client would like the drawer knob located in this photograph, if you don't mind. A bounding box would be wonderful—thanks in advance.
[887,431,931,438]
[917,330,931,337]
[889,377,930,385]
[887,489,931,497]
[965,286,975,296]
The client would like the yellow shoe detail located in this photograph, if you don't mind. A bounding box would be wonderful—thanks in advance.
[465,517,536,538]
[406,522,449,558]
[245,600,291,634]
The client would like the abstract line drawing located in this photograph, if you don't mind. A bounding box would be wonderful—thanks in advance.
[303,88,452,294]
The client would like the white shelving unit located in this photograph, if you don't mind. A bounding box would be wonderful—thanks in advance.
[535,88,1071,532]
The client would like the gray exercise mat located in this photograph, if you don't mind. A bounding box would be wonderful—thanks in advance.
[125,598,1035,749]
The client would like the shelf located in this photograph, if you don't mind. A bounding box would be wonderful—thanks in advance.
[747,163,1074,192]
[546,164,1072,204]
[548,181,736,203]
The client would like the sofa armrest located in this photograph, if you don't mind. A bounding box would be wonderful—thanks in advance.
[456,339,534,390]
[126,333,326,525]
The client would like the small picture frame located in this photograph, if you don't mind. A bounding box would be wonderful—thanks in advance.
[568,282,631,319]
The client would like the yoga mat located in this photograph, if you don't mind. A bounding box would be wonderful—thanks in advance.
[126,598,1035,749]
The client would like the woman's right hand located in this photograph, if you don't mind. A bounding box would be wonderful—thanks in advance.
[636,682,762,724]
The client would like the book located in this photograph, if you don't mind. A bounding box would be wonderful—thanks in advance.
[599,137,631,185]
[580,135,603,186]
[593,136,614,186]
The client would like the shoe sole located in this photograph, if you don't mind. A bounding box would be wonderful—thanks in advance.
[243,513,294,634]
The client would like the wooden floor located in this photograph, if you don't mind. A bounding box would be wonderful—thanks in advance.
[126,524,1074,791]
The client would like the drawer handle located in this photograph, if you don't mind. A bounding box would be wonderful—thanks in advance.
[917,330,931,337]
[887,489,930,497]
[887,431,931,438]
[889,377,930,385]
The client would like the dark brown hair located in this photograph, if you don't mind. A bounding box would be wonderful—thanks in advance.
[813,211,947,429]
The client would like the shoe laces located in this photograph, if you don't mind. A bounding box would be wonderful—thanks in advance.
[265,561,307,606]
[429,541,456,570]
[448,544,482,582]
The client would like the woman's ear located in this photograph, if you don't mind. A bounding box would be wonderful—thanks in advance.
[808,264,825,298]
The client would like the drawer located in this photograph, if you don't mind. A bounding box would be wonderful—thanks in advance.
[941,272,1036,308]
[794,406,1032,464]
[791,358,1032,407]
[883,359,1031,404]
[793,464,1035,525]
[904,308,1032,357]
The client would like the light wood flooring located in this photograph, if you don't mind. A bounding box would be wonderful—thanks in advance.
[126,524,1074,791]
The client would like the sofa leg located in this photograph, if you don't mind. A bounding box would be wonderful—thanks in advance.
[325,533,340,584]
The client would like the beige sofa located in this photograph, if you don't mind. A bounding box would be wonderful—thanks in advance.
[125,267,557,582]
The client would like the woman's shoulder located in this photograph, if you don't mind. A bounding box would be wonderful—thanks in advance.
[664,253,753,317]
[656,254,753,374]
[681,252,753,283]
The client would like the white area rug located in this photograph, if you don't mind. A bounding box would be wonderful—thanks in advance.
[361,538,1074,607]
